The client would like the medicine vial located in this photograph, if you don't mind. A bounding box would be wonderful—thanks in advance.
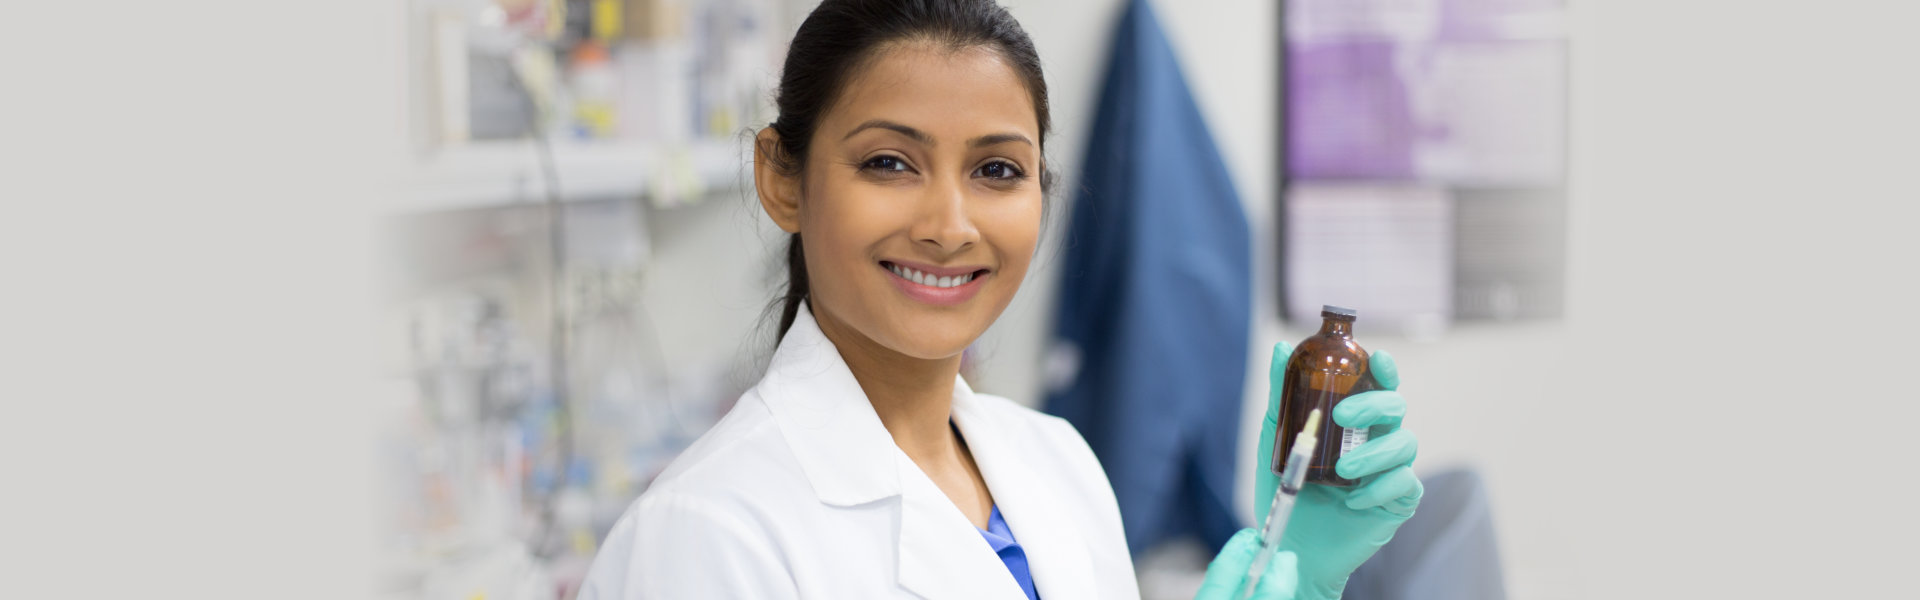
[1273,305,1378,487]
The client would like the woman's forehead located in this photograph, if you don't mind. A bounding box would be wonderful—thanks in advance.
[822,43,1041,144]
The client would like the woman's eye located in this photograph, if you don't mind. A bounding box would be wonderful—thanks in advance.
[862,156,910,172]
[975,160,1024,180]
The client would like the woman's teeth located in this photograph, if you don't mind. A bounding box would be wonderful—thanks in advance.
[888,264,974,288]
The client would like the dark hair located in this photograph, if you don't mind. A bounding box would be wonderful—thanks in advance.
[765,0,1055,341]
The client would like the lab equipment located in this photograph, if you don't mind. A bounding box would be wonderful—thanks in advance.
[1257,341,1423,600]
[1275,305,1379,487]
[1241,409,1321,599]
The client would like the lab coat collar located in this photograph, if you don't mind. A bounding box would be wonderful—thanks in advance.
[759,302,1095,599]
[756,302,902,506]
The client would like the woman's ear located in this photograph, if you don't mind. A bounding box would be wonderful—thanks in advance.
[754,128,802,233]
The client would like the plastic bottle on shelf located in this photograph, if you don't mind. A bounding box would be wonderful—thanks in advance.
[568,40,618,139]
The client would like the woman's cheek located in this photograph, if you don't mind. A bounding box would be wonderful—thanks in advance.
[999,194,1045,252]
[985,197,1043,285]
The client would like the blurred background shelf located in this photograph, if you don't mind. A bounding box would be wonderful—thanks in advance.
[394,137,746,214]
[376,2,796,598]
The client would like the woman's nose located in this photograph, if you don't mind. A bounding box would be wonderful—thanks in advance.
[910,177,980,253]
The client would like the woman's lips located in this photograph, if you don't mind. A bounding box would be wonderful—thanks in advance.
[880,261,990,307]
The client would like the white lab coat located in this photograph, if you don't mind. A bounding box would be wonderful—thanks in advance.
[579,303,1140,599]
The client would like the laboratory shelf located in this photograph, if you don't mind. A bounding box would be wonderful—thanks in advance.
[393,137,747,215]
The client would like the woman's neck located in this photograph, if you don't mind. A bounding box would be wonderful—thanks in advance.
[811,305,963,462]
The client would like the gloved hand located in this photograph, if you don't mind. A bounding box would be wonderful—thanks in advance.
[1194,529,1297,600]
[1254,342,1422,600]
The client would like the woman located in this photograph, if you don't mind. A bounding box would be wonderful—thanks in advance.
[581,1,1421,598]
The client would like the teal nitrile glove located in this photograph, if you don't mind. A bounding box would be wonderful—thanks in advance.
[1254,342,1423,600]
[1194,529,1298,600]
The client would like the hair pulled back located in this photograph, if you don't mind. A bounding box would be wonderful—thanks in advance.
[764,0,1053,341]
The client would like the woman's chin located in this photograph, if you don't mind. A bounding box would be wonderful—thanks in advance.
[879,333,979,362]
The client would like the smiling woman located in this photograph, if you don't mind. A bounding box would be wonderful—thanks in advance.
[574,2,1325,599]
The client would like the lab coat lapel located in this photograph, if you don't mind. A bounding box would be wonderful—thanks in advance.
[895,450,1031,600]
[951,378,1098,600]
[758,303,901,506]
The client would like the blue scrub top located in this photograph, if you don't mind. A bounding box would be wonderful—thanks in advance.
[977,505,1040,600]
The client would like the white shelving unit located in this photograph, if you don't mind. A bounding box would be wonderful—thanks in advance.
[388,0,796,216]
[394,137,745,214]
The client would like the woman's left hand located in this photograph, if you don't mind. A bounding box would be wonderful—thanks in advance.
[1255,342,1422,600]
[1193,529,1296,600]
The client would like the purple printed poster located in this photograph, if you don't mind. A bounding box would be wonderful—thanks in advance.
[1287,0,1565,184]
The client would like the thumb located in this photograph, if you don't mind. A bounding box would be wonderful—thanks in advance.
[1194,529,1260,599]
[1252,550,1298,599]
[1256,341,1292,525]
[1195,529,1299,600]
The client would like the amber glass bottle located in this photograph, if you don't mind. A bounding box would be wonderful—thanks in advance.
[1273,305,1377,487]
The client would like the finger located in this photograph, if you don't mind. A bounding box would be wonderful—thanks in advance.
[1252,550,1298,598]
[1344,465,1423,517]
[1331,390,1406,431]
[1256,341,1292,525]
[1263,341,1294,428]
[1370,350,1400,391]
[1196,529,1261,596]
[1335,428,1419,479]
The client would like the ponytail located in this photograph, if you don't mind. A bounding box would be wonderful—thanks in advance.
[775,234,810,341]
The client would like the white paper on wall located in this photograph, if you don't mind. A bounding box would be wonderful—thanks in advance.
[1285,184,1454,337]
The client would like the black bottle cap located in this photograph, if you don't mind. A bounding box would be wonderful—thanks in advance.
[1321,305,1357,320]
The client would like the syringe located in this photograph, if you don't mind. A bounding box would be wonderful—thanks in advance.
[1239,408,1321,600]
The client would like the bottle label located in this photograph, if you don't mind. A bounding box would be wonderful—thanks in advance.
[1340,427,1369,456]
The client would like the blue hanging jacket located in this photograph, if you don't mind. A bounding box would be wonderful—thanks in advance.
[1044,0,1253,556]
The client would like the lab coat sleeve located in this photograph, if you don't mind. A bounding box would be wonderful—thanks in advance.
[580,491,799,600]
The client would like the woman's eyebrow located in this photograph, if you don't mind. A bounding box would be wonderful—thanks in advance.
[840,119,1033,149]
[969,132,1033,148]
[842,119,931,144]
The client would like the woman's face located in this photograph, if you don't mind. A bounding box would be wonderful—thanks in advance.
[765,42,1044,361]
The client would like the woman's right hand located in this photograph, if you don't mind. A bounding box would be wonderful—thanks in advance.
[1193,528,1296,600]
